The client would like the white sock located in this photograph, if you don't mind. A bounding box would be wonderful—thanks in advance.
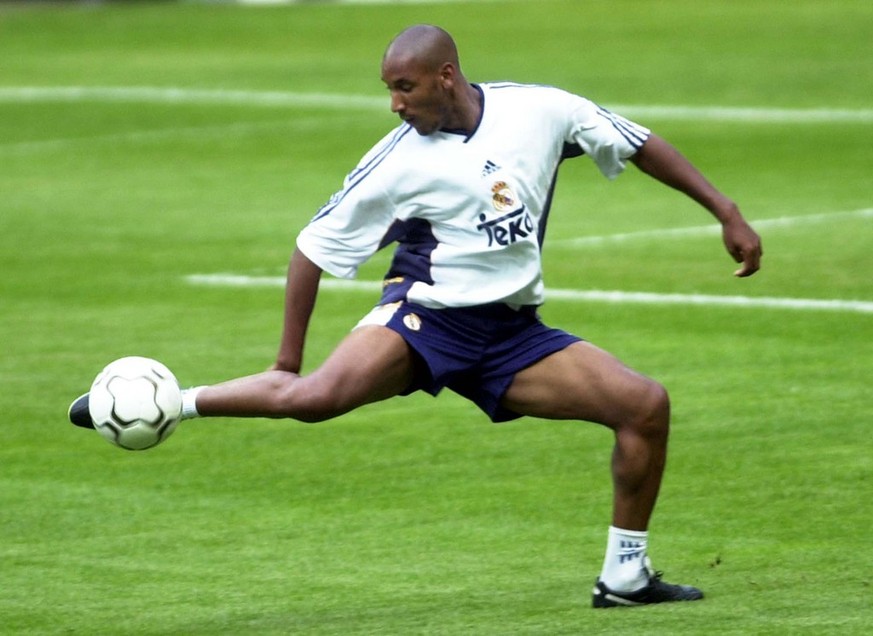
[599,526,649,592]
[180,386,205,420]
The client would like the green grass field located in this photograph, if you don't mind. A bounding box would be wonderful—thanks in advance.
[1,1,871,633]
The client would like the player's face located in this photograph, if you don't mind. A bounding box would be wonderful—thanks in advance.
[381,58,452,136]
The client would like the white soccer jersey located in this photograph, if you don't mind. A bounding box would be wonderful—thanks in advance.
[296,82,649,308]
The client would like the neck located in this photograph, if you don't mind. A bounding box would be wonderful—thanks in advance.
[450,81,482,135]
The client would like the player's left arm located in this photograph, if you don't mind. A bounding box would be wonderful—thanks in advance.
[631,133,762,277]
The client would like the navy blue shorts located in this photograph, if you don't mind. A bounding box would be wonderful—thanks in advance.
[356,301,581,422]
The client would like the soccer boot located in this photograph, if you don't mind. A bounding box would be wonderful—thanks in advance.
[592,561,703,608]
[68,393,95,429]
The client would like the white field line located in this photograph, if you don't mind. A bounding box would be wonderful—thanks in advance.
[610,104,873,124]
[236,0,494,4]
[550,208,873,247]
[2,86,872,124]
[183,274,873,314]
[0,86,386,110]
[0,117,319,155]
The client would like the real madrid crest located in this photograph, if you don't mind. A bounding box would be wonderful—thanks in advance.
[491,180,518,212]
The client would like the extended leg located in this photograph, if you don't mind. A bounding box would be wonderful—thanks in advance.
[194,325,415,422]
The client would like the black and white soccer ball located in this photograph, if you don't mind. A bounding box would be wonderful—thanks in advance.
[89,356,182,451]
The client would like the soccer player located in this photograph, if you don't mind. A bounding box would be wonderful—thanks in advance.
[70,25,762,607]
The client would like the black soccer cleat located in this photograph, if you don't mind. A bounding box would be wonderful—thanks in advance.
[592,564,704,608]
[68,393,95,429]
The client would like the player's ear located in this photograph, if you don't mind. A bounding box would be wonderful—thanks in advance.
[438,62,456,89]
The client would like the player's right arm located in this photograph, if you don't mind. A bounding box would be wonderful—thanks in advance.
[272,247,323,374]
[275,127,405,372]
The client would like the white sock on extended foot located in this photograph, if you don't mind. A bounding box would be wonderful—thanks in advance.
[180,386,205,420]
[599,526,650,592]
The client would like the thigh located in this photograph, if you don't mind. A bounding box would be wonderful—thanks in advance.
[500,340,661,426]
[307,324,416,411]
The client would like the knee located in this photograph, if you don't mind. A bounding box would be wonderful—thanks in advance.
[628,380,670,439]
[272,378,347,423]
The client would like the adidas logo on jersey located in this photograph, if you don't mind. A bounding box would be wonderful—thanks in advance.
[481,160,501,177]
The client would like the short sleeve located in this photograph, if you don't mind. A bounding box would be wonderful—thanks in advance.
[566,96,650,180]
[296,138,400,279]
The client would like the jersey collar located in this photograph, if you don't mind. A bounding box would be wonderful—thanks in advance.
[439,84,484,142]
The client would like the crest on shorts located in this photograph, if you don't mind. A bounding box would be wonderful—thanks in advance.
[403,313,422,331]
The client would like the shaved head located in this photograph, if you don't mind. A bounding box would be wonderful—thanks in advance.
[383,24,461,73]
[380,25,479,136]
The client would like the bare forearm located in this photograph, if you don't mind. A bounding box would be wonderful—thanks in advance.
[275,247,323,372]
[631,134,740,223]
[632,133,762,276]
